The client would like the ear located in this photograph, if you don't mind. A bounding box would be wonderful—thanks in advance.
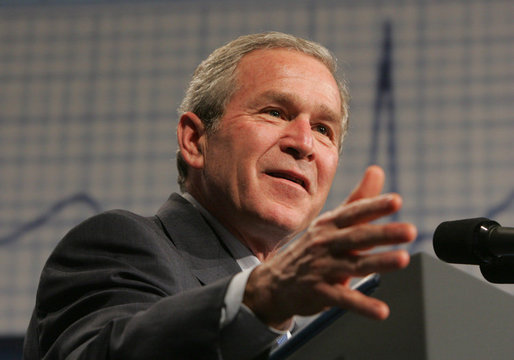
[177,112,206,169]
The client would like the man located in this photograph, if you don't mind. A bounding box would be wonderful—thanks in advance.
[24,32,416,359]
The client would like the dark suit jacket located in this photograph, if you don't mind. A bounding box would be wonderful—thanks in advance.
[23,193,251,359]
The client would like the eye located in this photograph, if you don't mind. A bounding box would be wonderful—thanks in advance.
[268,109,282,118]
[313,124,331,137]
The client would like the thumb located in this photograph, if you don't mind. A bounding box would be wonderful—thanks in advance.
[344,165,385,204]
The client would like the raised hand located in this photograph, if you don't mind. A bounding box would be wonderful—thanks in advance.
[244,166,417,329]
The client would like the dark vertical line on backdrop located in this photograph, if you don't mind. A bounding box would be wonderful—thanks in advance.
[370,21,398,218]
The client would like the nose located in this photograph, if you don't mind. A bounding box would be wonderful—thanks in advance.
[279,117,314,160]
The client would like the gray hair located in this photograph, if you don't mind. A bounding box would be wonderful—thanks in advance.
[176,31,349,192]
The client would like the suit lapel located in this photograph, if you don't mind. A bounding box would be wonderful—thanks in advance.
[156,193,241,285]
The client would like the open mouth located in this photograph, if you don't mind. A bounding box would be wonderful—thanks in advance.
[266,171,308,190]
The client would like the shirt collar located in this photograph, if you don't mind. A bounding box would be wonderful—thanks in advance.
[182,193,260,271]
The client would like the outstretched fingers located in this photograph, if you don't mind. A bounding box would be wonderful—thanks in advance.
[326,222,417,254]
[321,193,403,229]
[318,249,411,280]
[319,282,390,320]
[317,249,412,320]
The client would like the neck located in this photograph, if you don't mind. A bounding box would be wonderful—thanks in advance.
[236,230,291,262]
[185,187,295,261]
[215,212,294,261]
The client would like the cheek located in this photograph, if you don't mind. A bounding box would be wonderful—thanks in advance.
[233,124,279,165]
[244,122,279,145]
[317,152,339,188]
[207,129,265,179]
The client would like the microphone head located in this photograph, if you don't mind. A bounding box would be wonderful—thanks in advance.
[433,217,494,265]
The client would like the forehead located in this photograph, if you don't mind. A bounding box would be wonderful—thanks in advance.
[235,48,342,108]
[231,49,344,139]
[236,48,335,84]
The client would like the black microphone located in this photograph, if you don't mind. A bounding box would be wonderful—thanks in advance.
[433,217,514,283]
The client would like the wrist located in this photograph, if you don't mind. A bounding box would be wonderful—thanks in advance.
[243,265,293,330]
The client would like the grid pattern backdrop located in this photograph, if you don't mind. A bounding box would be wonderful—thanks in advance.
[1,0,513,334]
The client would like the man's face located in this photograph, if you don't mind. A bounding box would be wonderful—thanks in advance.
[197,48,342,245]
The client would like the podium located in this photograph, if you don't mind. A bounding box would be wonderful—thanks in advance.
[271,253,514,360]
